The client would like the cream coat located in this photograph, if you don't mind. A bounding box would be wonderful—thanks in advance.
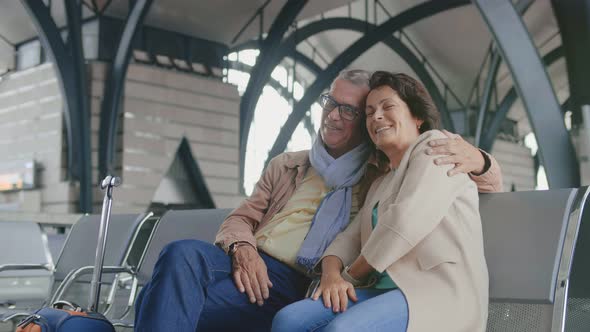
[322,130,489,332]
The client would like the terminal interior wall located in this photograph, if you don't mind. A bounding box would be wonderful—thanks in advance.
[0,62,245,213]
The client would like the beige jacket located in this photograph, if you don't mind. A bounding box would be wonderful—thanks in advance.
[215,140,502,254]
[322,130,489,332]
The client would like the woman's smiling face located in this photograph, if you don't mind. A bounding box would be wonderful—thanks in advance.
[365,85,423,153]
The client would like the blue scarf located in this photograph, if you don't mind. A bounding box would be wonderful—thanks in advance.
[295,137,370,272]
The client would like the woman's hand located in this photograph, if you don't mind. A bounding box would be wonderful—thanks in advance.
[312,272,358,313]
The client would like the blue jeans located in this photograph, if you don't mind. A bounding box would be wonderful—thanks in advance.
[134,240,310,332]
[271,288,408,332]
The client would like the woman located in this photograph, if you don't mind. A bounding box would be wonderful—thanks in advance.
[271,72,489,332]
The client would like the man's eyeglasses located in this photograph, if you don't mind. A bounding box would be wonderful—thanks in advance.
[319,94,360,121]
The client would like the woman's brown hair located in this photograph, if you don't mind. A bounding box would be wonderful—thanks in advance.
[368,71,440,133]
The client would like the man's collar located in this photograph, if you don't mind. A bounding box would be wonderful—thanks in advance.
[282,148,391,172]
[281,146,390,172]
[284,150,311,169]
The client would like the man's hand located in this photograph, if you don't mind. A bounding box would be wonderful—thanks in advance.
[426,129,486,176]
[231,245,273,306]
[312,272,357,313]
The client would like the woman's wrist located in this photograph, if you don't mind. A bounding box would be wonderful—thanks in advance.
[347,256,373,280]
[341,265,365,286]
[321,255,344,276]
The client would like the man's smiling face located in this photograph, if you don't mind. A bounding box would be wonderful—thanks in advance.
[320,78,368,158]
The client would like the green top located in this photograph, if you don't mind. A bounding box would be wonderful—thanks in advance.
[371,202,398,289]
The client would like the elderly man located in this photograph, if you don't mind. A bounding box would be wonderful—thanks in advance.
[134,70,502,331]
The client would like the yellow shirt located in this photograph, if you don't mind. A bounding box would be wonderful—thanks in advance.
[256,167,361,272]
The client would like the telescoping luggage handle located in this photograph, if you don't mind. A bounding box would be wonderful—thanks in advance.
[88,175,122,312]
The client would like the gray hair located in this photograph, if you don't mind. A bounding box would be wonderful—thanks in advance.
[330,69,371,90]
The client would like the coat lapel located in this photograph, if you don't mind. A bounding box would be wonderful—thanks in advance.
[360,139,421,245]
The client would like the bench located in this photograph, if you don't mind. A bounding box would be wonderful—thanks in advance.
[0,213,154,323]
[107,187,590,332]
[110,208,231,327]
[100,188,590,330]
[0,221,52,310]
[480,187,589,332]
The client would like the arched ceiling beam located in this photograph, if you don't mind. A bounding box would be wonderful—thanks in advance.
[291,51,323,75]
[231,41,323,75]
[264,0,468,166]
[551,0,590,125]
[21,0,92,212]
[239,0,308,185]
[230,61,304,102]
[64,0,92,212]
[473,0,579,188]
[303,114,317,140]
[230,41,322,77]
[263,31,452,167]
[99,0,153,179]
[471,0,531,147]
[481,46,564,152]
[229,40,260,52]
[278,17,453,129]
[241,13,461,174]
[230,60,318,148]
[474,51,502,147]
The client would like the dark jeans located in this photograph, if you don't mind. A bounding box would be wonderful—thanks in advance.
[134,239,310,332]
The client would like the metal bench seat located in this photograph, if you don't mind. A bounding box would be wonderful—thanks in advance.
[481,187,590,332]
[110,208,231,328]
[113,188,590,331]
[0,221,53,312]
[0,212,153,323]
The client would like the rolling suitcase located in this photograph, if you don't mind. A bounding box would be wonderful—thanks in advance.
[16,176,122,332]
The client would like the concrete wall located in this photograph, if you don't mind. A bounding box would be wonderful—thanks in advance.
[0,63,70,213]
[0,62,545,214]
[0,62,245,213]
[88,62,244,212]
[490,139,536,191]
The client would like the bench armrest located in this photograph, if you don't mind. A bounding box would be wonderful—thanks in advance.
[0,263,53,273]
[51,265,135,305]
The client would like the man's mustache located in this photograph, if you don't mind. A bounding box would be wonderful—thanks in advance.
[323,121,342,130]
